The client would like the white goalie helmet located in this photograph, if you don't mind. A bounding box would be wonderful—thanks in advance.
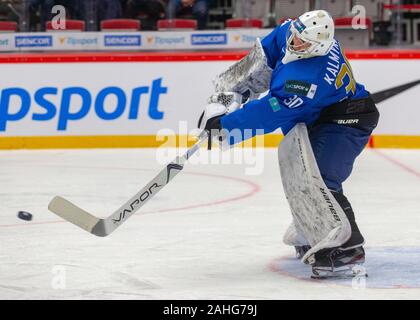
[282,10,335,64]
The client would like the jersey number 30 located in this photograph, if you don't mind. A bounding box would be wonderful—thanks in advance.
[335,51,356,94]
[283,95,304,109]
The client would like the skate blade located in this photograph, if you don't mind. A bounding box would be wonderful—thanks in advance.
[311,264,368,279]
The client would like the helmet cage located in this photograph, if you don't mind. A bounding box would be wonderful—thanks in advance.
[285,22,322,58]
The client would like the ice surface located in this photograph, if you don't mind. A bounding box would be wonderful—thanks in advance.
[0,148,419,299]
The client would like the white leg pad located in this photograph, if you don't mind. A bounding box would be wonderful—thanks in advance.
[278,123,352,264]
[283,219,310,247]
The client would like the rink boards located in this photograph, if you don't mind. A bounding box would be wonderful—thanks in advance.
[0,50,419,149]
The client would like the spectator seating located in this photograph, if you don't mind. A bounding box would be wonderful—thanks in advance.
[208,0,236,29]
[335,16,373,29]
[278,17,296,25]
[400,19,413,44]
[0,21,17,32]
[382,3,417,44]
[313,0,351,17]
[233,0,270,25]
[334,16,372,47]
[414,18,420,45]
[157,19,197,30]
[352,0,385,21]
[274,0,310,20]
[225,18,264,28]
[46,20,85,32]
[100,19,141,31]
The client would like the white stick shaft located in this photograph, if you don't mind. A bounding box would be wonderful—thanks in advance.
[48,131,209,237]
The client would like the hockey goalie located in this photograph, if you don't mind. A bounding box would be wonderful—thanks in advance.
[198,10,380,278]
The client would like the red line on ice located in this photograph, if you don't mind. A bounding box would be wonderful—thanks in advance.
[373,150,420,179]
[0,170,261,229]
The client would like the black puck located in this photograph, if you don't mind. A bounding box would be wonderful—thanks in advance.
[17,211,33,221]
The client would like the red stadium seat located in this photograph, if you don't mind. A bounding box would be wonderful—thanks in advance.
[313,0,351,17]
[277,17,296,25]
[277,17,373,29]
[157,19,197,30]
[274,0,309,20]
[334,16,373,29]
[0,21,17,32]
[334,17,373,48]
[101,19,141,31]
[225,19,263,29]
[46,20,85,31]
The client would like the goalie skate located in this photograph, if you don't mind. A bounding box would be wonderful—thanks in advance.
[295,245,311,259]
[310,246,367,279]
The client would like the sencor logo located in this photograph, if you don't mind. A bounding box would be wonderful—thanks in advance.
[15,36,53,47]
[104,35,141,46]
[0,78,167,131]
[191,34,227,45]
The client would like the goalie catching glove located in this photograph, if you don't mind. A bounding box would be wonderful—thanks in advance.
[197,92,242,150]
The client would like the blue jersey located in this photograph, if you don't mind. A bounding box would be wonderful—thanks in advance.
[220,20,369,142]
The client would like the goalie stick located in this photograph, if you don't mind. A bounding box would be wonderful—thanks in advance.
[48,131,209,237]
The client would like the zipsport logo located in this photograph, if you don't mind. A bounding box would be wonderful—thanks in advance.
[104,35,141,47]
[191,34,227,45]
[153,36,186,45]
[241,35,257,43]
[15,35,53,47]
[0,78,167,131]
[60,36,98,46]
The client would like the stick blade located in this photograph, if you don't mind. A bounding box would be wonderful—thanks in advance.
[48,196,102,235]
